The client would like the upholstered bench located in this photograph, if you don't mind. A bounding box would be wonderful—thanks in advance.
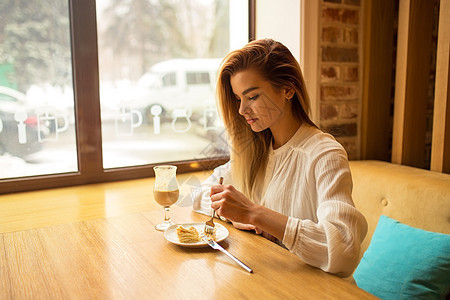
[348,160,450,299]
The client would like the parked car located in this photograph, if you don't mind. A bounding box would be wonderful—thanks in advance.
[0,111,43,159]
[131,58,222,123]
[0,86,44,159]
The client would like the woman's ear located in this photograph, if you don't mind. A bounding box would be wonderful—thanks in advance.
[284,86,295,100]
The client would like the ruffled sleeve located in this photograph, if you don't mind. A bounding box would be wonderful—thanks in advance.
[281,146,367,277]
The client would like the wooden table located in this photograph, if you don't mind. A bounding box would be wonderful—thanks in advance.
[0,172,377,299]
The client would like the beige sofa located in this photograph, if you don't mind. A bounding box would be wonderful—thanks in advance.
[349,160,450,257]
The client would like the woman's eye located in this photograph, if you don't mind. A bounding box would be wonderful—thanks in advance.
[249,95,259,101]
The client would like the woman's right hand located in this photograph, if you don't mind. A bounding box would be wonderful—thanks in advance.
[211,183,289,241]
[210,183,257,224]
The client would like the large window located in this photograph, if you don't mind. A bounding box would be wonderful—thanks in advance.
[0,0,253,194]
[0,1,77,179]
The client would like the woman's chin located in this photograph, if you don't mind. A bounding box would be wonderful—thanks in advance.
[250,125,266,133]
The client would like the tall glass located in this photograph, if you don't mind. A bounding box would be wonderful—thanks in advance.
[153,165,179,231]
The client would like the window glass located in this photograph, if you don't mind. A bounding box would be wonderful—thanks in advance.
[97,0,248,168]
[186,72,211,85]
[162,73,177,87]
[0,1,77,179]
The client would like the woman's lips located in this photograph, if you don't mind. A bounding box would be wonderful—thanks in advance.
[246,118,257,124]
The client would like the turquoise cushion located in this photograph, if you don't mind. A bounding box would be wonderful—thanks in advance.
[354,215,450,299]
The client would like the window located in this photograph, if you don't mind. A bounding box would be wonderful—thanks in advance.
[0,0,254,194]
[97,1,249,169]
[186,72,211,85]
[162,73,177,87]
[0,1,77,180]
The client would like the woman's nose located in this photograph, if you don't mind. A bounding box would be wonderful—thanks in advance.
[238,99,251,115]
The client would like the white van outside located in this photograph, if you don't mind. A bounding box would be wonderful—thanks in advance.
[132,58,222,122]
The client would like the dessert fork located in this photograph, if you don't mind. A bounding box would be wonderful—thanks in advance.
[204,177,223,235]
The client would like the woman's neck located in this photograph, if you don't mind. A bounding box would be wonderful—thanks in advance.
[271,116,302,149]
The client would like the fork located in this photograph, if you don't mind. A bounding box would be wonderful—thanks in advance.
[204,176,223,235]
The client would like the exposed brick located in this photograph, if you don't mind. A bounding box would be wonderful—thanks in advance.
[322,46,358,62]
[343,27,358,44]
[322,8,359,25]
[322,26,342,43]
[343,66,358,81]
[320,0,361,160]
[320,104,339,121]
[344,0,361,6]
[322,123,357,137]
[336,137,358,159]
[322,8,341,23]
[321,85,358,101]
[341,9,359,24]
[321,65,340,82]
[340,103,358,119]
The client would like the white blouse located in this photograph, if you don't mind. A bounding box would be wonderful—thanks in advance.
[192,123,368,277]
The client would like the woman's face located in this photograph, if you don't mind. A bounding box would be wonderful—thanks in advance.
[230,69,292,132]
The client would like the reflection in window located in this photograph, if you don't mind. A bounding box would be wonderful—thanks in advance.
[0,1,77,179]
[97,0,248,168]
[162,73,177,87]
[186,72,211,85]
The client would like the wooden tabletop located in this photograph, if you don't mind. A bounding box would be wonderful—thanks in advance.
[0,172,376,299]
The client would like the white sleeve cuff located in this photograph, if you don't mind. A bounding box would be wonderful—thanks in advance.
[282,216,301,249]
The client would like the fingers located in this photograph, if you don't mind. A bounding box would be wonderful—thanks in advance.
[210,184,232,205]
[210,185,234,213]
[210,199,223,212]
[210,183,228,197]
[232,221,262,235]
[209,184,248,223]
[232,221,255,231]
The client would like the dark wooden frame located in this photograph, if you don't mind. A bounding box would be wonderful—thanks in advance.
[0,0,255,194]
[361,0,395,162]
[391,0,437,169]
[362,0,449,173]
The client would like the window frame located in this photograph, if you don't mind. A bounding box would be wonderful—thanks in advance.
[0,0,256,194]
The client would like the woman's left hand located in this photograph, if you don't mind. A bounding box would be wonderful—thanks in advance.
[231,221,263,234]
[210,184,257,224]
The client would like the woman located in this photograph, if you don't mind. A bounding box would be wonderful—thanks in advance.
[193,39,367,277]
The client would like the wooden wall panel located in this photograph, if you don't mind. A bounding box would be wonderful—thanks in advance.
[391,0,437,168]
[431,0,450,173]
[361,0,395,161]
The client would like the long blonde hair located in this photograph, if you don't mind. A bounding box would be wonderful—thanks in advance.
[216,39,315,199]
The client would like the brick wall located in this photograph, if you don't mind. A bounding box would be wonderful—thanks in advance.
[319,0,361,159]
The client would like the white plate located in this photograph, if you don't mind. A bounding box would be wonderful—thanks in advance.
[164,222,229,248]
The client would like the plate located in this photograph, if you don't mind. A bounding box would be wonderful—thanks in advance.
[164,222,229,248]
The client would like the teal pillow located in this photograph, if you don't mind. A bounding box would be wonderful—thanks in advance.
[354,215,450,299]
